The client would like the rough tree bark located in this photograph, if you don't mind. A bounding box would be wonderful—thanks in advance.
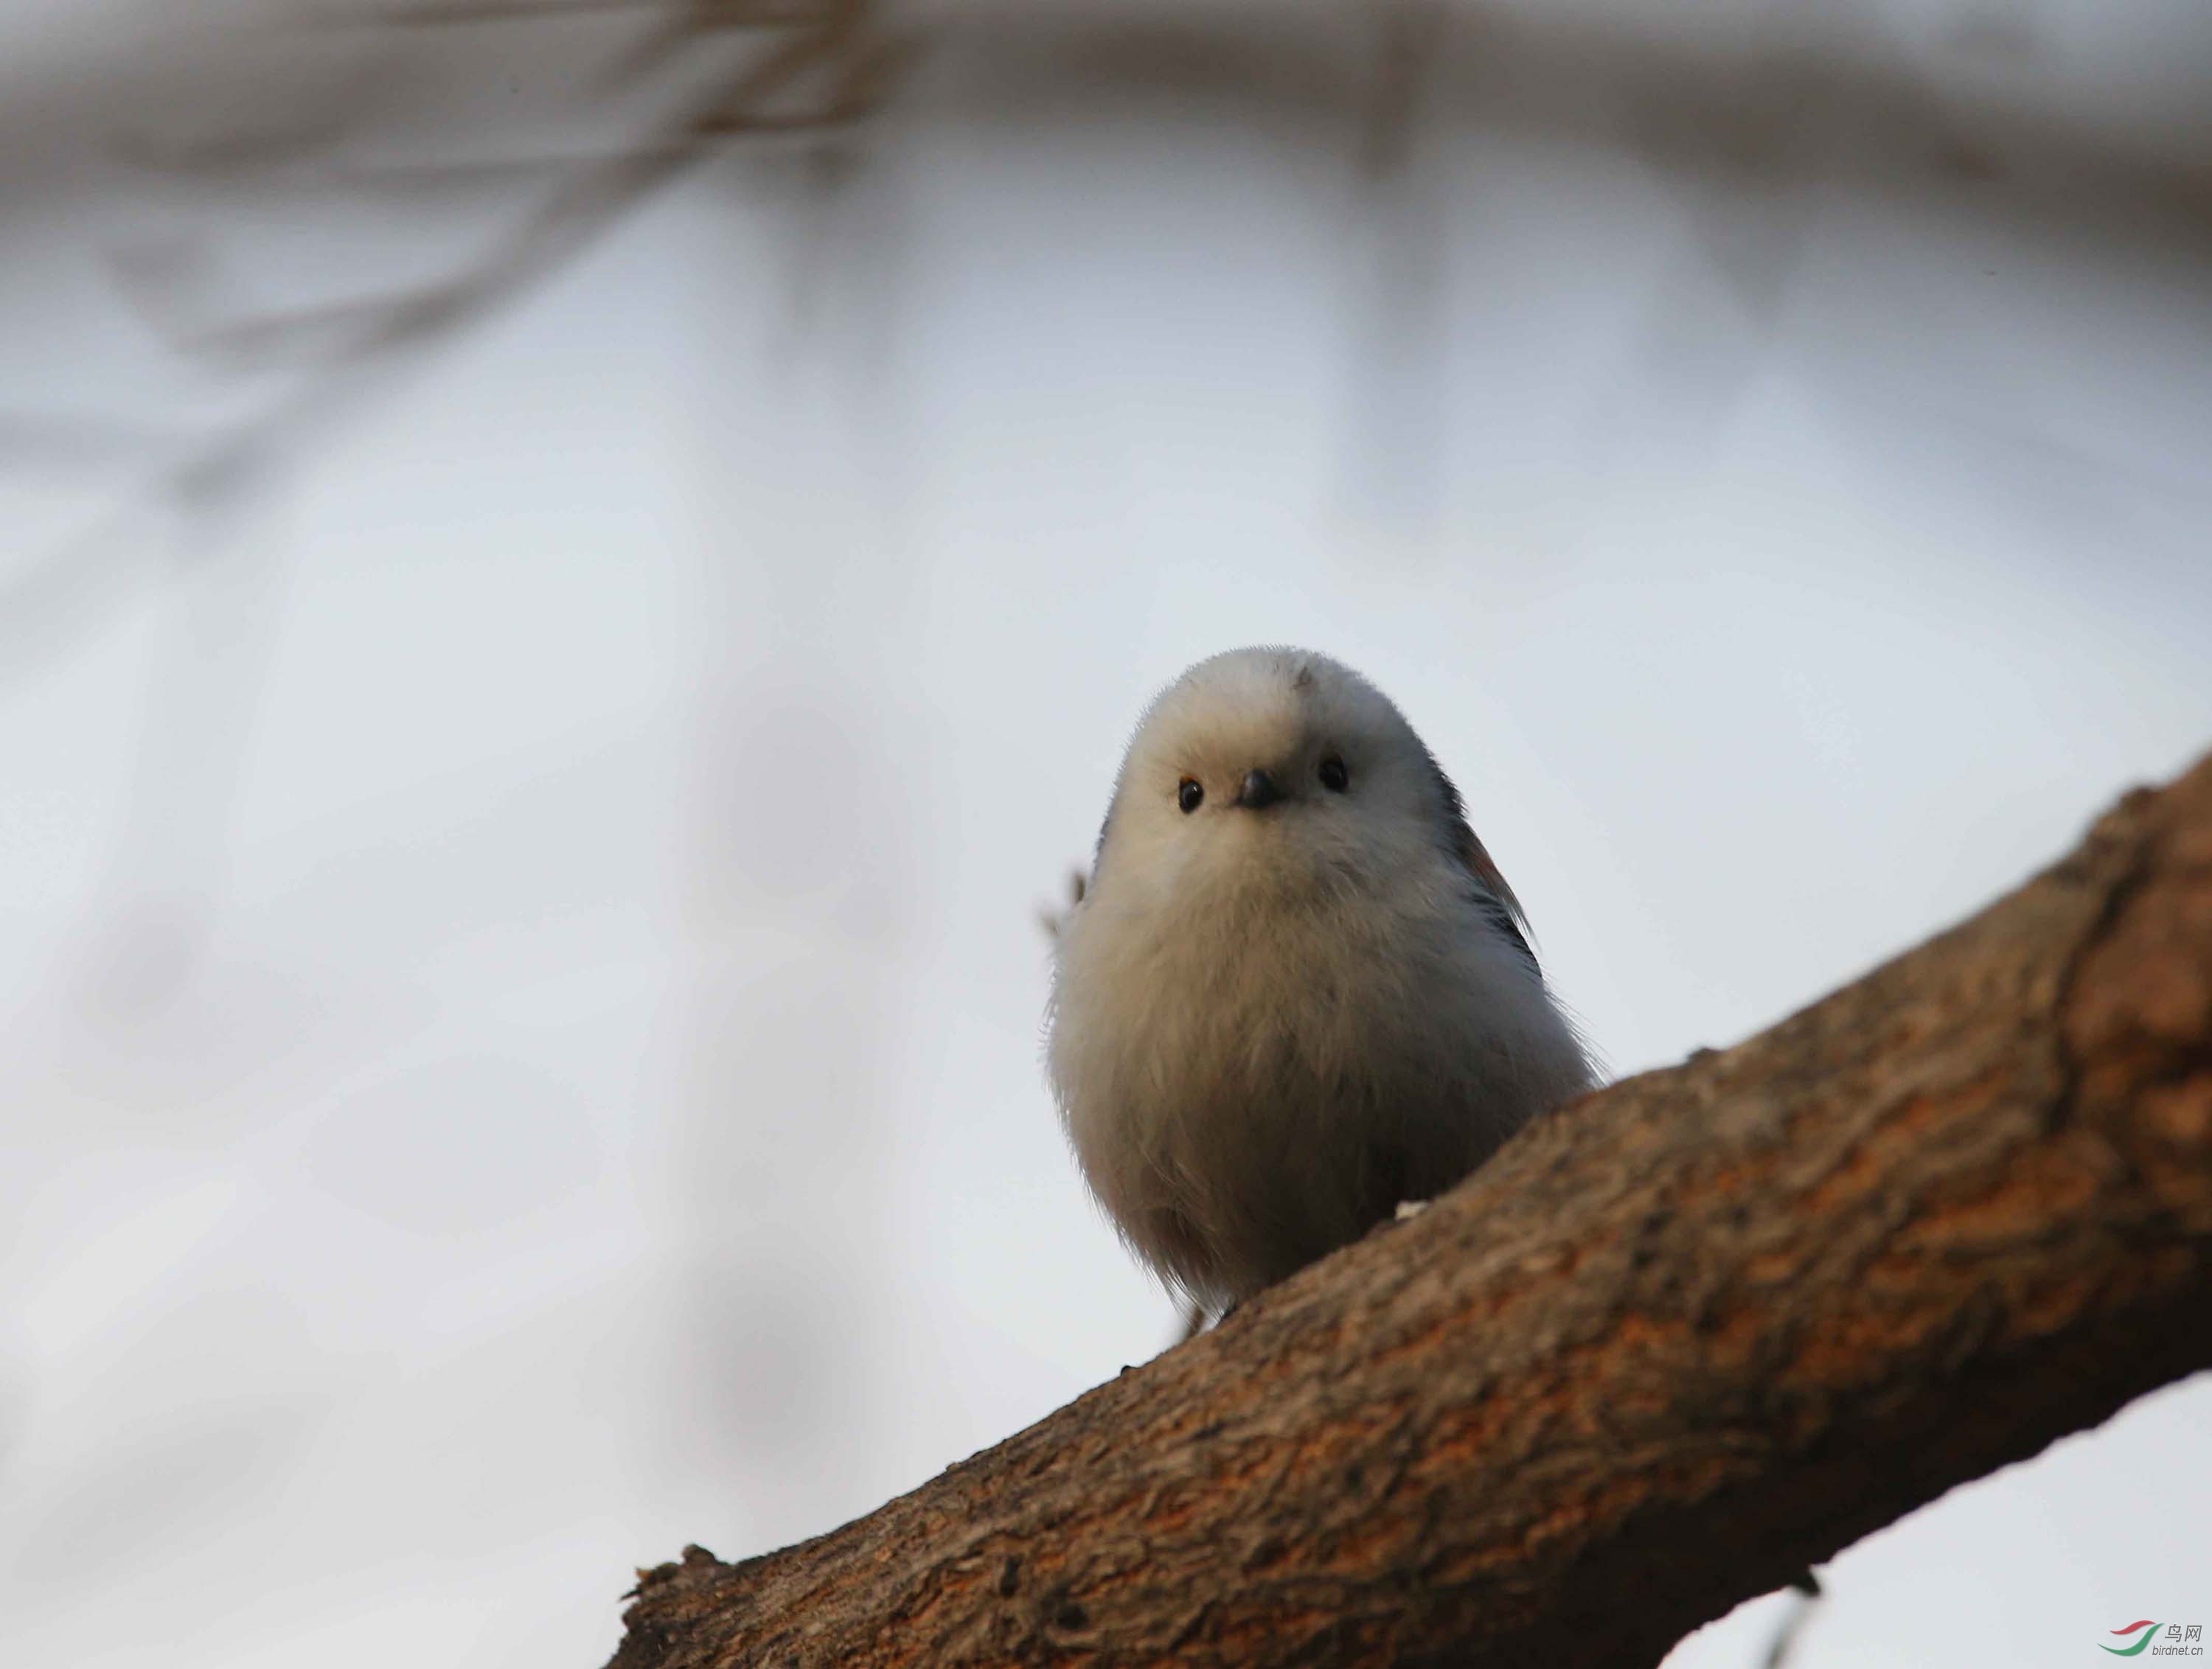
[611,752,2212,1669]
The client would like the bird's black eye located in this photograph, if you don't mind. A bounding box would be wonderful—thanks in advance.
[1318,755,1349,792]
[1178,777,1204,814]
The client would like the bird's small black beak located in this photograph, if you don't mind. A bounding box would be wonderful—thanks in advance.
[1236,767,1283,810]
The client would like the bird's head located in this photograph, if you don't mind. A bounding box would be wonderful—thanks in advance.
[1091,647,1498,913]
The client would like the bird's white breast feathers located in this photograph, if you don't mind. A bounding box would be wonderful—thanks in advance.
[1048,841,1590,1309]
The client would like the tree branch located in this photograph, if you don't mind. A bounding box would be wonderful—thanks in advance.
[611,751,2212,1669]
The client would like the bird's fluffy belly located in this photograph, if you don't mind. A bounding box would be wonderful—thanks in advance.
[1054,891,1528,1306]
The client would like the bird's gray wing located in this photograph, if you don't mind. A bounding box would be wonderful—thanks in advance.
[1424,750,1538,971]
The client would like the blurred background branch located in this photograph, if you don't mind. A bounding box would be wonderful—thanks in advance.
[4,0,2205,636]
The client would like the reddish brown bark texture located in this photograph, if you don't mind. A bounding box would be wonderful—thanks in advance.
[611,753,2212,1669]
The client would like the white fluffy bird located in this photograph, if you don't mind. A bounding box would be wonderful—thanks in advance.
[1046,647,1595,1319]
